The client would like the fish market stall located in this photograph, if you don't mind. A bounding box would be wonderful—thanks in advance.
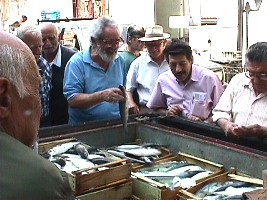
[38,114,267,198]
[39,114,266,178]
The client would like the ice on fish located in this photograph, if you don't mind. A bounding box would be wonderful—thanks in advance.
[57,153,95,174]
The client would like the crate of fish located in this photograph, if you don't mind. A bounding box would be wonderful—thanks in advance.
[105,141,173,169]
[76,180,132,200]
[131,152,224,200]
[178,169,263,199]
[38,138,132,196]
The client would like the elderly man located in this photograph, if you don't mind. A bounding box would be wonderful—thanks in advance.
[213,42,267,138]
[63,16,126,124]
[16,25,52,127]
[147,40,224,121]
[0,31,72,199]
[126,25,170,114]
[40,23,76,126]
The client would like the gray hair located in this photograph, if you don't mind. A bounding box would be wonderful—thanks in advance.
[16,25,41,41]
[0,45,29,97]
[89,16,120,44]
[246,42,267,63]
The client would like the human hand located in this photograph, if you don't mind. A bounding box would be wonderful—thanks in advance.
[166,104,183,115]
[128,102,140,114]
[103,88,125,103]
[188,115,202,121]
[232,124,266,138]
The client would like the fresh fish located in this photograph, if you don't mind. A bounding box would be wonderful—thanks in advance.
[74,143,89,159]
[116,147,161,157]
[58,153,95,173]
[51,157,66,167]
[191,170,213,181]
[137,161,189,173]
[89,157,114,165]
[170,177,197,189]
[107,150,146,164]
[118,85,129,133]
[196,180,262,199]
[116,144,143,150]
[48,141,80,157]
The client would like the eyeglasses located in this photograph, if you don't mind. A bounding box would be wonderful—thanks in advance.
[245,71,267,81]
[99,38,123,46]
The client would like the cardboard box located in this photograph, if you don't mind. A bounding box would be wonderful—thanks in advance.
[131,152,224,200]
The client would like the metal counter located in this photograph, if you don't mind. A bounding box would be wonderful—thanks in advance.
[39,115,267,179]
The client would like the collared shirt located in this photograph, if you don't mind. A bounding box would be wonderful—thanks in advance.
[63,46,126,124]
[49,45,62,68]
[147,64,224,118]
[212,72,267,127]
[37,56,52,118]
[126,52,169,105]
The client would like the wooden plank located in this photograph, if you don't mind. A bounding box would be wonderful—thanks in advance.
[77,181,132,200]
[76,162,131,195]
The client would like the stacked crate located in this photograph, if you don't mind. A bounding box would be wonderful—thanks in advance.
[131,152,224,200]
[38,138,132,199]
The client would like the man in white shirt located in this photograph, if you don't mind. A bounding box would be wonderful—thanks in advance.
[126,25,170,114]
[212,42,267,138]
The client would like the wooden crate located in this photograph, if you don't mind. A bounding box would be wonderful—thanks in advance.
[38,138,132,196]
[178,169,263,200]
[76,180,132,200]
[131,152,224,200]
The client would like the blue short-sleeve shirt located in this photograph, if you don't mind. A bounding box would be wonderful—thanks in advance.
[63,47,126,124]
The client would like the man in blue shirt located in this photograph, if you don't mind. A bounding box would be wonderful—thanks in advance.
[63,16,126,124]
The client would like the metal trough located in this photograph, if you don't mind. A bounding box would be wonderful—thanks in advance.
[39,114,267,179]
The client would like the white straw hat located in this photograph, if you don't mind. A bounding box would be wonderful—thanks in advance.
[139,25,170,42]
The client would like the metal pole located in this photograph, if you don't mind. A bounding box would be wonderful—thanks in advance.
[245,2,250,50]
[237,0,243,51]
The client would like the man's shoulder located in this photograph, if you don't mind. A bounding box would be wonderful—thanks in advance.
[60,45,77,56]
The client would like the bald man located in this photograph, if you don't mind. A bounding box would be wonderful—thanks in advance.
[41,23,76,126]
[0,30,73,199]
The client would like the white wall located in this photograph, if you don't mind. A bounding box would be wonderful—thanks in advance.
[108,0,155,27]
[24,0,73,24]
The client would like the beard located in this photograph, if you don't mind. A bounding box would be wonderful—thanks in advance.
[96,44,117,62]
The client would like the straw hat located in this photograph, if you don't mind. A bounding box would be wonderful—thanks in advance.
[139,25,170,42]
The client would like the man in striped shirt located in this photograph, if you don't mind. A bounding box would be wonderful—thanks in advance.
[17,25,52,127]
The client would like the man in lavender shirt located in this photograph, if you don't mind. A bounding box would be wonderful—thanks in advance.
[147,40,224,122]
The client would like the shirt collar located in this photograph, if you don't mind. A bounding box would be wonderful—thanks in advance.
[190,64,200,82]
[50,45,61,67]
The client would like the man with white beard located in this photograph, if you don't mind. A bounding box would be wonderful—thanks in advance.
[63,16,126,124]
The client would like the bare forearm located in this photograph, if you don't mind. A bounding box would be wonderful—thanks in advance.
[68,91,104,108]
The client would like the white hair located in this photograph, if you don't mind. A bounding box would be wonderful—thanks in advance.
[0,44,29,97]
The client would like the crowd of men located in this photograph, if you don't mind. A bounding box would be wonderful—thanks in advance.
[1,15,267,198]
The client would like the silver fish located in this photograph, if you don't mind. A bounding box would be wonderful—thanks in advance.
[48,141,80,158]
[74,143,89,159]
[119,85,129,133]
